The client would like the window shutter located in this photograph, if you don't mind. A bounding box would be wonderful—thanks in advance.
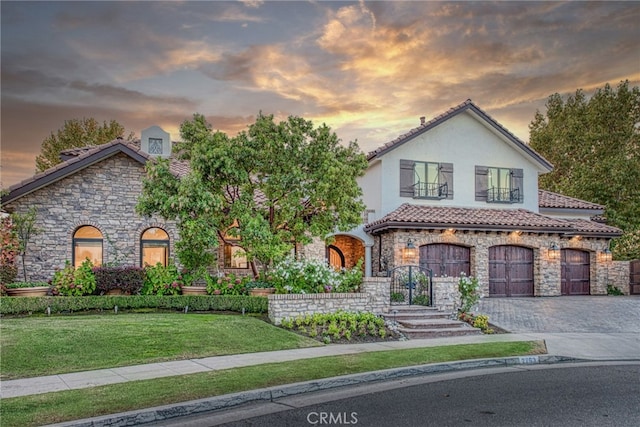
[439,162,454,199]
[475,166,488,201]
[400,159,415,198]
[511,168,524,203]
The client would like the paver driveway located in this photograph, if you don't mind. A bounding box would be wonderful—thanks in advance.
[478,296,640,333]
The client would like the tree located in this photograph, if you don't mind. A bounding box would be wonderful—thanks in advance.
[529,81,640,259]
[11,208,41,282]
[36,118,134,172]
[137,113,368,276]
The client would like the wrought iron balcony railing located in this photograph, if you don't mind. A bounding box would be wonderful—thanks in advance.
[487,187,520,203]
[413,181,448,199]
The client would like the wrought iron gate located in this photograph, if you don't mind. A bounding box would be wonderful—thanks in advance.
[389,265,433,306]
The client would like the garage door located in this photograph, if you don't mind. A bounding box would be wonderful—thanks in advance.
[419,244,470,278]
[632,260,640,295]
[561,249,590,295]
[489,245,534,297]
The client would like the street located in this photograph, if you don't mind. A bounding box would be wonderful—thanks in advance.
[154,363,640,427]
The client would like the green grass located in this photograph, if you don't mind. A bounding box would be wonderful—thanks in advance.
[0,313,321,379]
[0,341,543,427]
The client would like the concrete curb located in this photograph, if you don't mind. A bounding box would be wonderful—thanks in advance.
[45,355,582,427]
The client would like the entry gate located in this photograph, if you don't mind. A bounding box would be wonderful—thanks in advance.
[389,265,433,306]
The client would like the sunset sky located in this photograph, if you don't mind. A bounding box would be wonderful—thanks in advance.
[2,1,639,188]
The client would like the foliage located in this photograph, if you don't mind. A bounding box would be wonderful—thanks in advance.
[52,260,96,296]
[0,216,19,284]
[529,81,640,259]
[459,312,494,334]
[142,263,182,296]
[10,208,41,282]
[0,295,268,316]
[606,284,624,296]
[268,256,363,294]
[280,311,389,342]
[35,117,134,172]
[4,281,50,289]
[412,295,430,306]
[245,280,275,289]
[458,274,482,313]
[205,273,251,295]
[137,113,367,276]
[390,292,405,303]
[94,266,145,295]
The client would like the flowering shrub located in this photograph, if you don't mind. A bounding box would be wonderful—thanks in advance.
[0,216,19,284]
[94,266,145,295]
[205,273,250,295]
[142,263,182,296]
[52,259,97,296]
[458,273,481,313]
[269,257,363,294]
[458,312,494,334]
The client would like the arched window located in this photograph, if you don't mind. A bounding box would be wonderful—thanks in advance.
[327,245,345,270]
[73,226,103,267]
[141,227,169,267]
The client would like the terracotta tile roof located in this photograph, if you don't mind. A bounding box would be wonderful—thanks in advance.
[538,190,604,210]
[364,203,621,237]
[366,99,552,171]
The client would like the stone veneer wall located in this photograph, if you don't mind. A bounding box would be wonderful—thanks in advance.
[5,153,178,281]
[331,235,365,269]
[268,278,389,325]
[432,277,461,313]
[607,261,631,295]
[371,230,616,297]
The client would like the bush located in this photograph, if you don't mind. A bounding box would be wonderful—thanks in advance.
[142,263,182,296]
[269,256,363,294]
[458,274,481,313]
[607,284,624,296]
[94,266,145,295]
[206,273,251,295]
[0,216,19,284]
[52,260,97,296]
[4,281,50,289]
[280,311,389,342]
[412,294,430,306]
[0,295,268,316]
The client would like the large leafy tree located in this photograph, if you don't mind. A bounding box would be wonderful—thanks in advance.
[529,81,640,259]
[137,113,368,276]
[36,118,134,172]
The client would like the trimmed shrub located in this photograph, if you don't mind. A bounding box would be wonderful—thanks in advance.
[94,266,145,295]
[0,295,268,316]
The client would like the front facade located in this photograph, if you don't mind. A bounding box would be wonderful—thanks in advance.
[331,100,623,297]
[2,101,625,296]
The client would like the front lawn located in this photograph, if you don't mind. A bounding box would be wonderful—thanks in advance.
[0,313,321,379]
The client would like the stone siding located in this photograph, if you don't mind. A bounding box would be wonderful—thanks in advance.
[607,260,631,295]
[5,153,178,281]
[268,278,389,325]
[432,277,461,313]
[331,235,365,269]
[370,229,613,297]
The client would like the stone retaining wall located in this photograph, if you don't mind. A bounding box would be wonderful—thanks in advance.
[268,278,389,325]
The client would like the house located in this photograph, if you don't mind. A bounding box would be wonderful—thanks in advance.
[325,100,623,297]
[1,100,625,296]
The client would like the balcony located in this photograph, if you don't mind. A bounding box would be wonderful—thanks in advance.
[414,182,448,199]
[487,187,520,203]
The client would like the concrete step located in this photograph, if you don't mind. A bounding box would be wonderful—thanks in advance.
[396,326,482,339]
[384,308,451,321]
[397,318,466,329]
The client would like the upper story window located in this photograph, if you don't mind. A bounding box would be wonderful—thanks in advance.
[400,159,453,200]
[148,138,164,155]
[475,166,523,203]
[73,226,103,267]
[141,227,169,267]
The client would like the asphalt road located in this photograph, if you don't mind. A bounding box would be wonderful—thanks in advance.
[154,363,640,427]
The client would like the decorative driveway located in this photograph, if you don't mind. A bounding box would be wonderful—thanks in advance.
[478,296,640,333]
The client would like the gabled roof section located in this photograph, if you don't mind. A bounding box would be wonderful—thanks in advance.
[367,99,553,171]
[538,190,604,211]
[2,139,189,205]
[364,203,622,237]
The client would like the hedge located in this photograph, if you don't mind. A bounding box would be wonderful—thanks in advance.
[0,295,268,316]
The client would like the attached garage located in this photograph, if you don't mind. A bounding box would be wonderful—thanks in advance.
[561,249,590,295]
[419,243,470,278]
[489,245,534,297]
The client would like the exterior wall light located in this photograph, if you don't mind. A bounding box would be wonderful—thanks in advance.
[403,238,418,263]
[548,243,560,260]
[600,247,612,262]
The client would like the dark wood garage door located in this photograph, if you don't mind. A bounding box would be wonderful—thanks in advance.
[629,260,640,295]
[489,246,534,297]
[561,249,590,295]
[419,244,470,278]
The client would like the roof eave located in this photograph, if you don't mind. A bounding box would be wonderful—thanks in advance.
[364,221,571,235]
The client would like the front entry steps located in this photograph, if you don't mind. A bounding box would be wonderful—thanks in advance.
[384,305,481,339]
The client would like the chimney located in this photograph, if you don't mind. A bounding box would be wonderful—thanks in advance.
[420,116,426,125]
[140,126,171,158]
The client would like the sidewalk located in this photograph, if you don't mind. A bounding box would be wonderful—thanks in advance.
[2,332,639,399]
